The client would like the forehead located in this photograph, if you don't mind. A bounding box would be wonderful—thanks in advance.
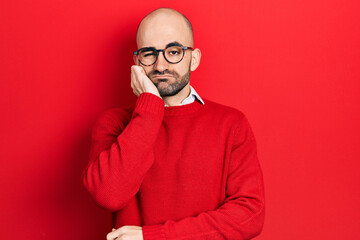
[137,12,192,48]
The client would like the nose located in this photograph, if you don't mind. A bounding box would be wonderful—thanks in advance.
[153,50,169,72]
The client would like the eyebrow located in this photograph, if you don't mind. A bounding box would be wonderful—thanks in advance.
[165,41,183,48]
[143,41,184,50]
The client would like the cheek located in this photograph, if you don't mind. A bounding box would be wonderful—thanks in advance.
[175,59,191,75]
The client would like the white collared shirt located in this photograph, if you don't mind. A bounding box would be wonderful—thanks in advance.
[164,85,205,107]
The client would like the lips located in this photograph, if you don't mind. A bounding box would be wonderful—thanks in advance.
[153,75,172,78]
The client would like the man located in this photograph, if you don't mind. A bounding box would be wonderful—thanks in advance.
[83,7,265,240]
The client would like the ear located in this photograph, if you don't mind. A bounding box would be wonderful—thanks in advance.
[190,48,201,71]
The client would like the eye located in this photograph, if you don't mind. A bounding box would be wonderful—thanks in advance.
[169,51,180,55]
[140,50,156,57]
[144,52,156,57]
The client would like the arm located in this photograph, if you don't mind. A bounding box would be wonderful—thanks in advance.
[142,116,265,240]
[82,92,164,211]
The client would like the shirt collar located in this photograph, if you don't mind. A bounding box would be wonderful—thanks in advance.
[186,85,205,105]
[165,85,205,107]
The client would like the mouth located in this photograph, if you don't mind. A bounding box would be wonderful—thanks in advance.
[152,75,173,78]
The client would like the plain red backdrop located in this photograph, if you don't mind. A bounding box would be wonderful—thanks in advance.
[1,0,359,239]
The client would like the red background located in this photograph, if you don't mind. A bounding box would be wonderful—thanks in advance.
[1,0,359,239]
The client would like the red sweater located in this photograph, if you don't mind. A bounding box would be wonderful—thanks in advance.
[83,92,265,240]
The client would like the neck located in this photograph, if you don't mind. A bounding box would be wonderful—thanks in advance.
[162,84,191,106]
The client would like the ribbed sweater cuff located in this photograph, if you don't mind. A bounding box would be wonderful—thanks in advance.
[142,225,166,240]
[135,92,164,115]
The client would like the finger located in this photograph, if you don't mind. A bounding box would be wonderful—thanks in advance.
[131,65,142,73]
[106,231,118,240]
[132,65,146,76]
[131,65,139,70]
[139,66,146,74]
[108,226,127,240]
[107,227,122,240]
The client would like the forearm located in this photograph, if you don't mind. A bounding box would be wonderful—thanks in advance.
[142,161,265,240]
[83,93,164,211]
[142,195,265,240]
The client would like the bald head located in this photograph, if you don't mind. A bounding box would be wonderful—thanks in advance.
[136,8,194,48]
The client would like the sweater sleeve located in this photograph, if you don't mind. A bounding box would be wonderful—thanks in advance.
[82,93,164,211]
[142,115,265,240]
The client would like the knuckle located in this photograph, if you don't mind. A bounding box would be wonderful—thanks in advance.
[106,233,112,240]
[132,65,139,70]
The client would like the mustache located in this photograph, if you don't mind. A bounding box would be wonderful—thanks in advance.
[148,70,178,78]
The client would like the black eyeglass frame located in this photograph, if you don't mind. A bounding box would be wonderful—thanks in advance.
[133,45,194,66]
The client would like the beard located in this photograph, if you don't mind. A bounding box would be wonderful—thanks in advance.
[147,66,191,97]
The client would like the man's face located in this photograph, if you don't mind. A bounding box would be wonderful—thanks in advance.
[136,12,194,97]
[144,45,192,97]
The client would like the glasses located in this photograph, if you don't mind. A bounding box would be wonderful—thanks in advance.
[133,44,193,66]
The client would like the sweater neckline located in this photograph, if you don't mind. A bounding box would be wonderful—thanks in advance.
[164,99,205,116]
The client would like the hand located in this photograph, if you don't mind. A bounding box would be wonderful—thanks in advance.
[131,65,162,99]
[106,225,143,240]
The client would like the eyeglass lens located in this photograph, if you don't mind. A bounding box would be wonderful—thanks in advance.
[138,46,184,65]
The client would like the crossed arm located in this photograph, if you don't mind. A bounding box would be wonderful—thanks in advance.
[94,111,264,240]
